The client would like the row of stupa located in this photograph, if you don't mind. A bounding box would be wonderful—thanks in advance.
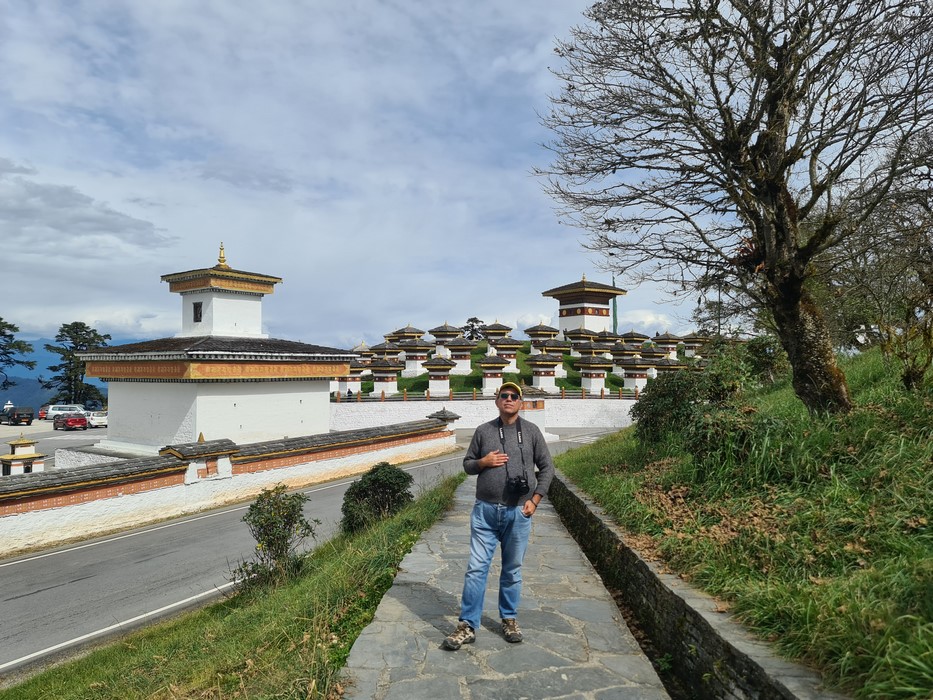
[337,316,710,397]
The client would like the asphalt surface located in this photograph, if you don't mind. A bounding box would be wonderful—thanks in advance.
[343,479,670,699]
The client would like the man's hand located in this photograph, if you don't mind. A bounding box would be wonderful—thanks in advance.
[479,450,508,469]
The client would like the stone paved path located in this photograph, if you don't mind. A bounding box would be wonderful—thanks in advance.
[343,481,670,699]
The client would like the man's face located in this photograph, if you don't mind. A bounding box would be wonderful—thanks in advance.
[496,388,522,417]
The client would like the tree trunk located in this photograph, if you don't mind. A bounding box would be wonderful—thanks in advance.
[770,287,852,414]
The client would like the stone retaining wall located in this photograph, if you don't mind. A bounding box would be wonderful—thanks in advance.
[548,473,848,700]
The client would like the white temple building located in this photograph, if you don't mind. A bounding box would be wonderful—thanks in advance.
[82,246,355,454]
[542,276,627,338]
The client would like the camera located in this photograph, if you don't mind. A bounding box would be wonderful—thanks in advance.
[506,475,529,496]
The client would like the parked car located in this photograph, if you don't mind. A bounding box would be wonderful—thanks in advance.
[87,411,108,428]
[53,413,88,431]
[45,405,86,422]
[0,406,34,425]
[38,405,49,420]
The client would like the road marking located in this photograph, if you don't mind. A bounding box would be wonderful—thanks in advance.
[0,583,235,674]
[562,434,607,444]
[0,454,461,569]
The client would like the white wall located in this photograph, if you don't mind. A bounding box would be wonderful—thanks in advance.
[194,381,331,443]
[329,398,633,433]
[0,434,456,555]
[106,383,197,447]
[102,381,331,450]
[178,291,265,338]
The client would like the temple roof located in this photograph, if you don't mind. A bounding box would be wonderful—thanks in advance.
[421,356,457,369]
[542,275,627,299]
[391,324,425,338]
[160,245,281,294]
[79,335,353,361]
[428,322,462,336]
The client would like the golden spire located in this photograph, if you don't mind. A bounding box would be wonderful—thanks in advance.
[582,273,587,282]
[216,242,230,269]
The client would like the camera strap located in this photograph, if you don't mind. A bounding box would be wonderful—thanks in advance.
[497,417,528,480]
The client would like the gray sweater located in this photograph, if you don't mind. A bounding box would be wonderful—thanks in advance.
[463,417,555,506]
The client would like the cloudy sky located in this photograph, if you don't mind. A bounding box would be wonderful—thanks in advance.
[2,0,690,350]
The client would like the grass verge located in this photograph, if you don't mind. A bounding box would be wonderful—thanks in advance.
[555,349,932,699]
[2,473,465,700]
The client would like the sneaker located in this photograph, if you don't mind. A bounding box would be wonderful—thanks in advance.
[442,621,475,650]
[501,618,523,643]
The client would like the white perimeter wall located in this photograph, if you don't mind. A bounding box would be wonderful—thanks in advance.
[329,398,634,435]
[0,434,456,555]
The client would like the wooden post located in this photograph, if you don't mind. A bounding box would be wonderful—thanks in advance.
[381,390,386,401]
[600,388,605,399]
[357,391,362,402]
[425,389,431,400]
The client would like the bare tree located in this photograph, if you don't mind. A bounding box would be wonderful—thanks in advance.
[818,138,933,389]
[541,0,933,413]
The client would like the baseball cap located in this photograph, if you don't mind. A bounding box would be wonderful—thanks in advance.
[497,382,523,398]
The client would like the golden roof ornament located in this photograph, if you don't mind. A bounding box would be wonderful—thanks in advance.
[216,242,230,270]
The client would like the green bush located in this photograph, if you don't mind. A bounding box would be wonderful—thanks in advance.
[630,369,707,442]
[702,338,753,404]
[744,334,790,385]
[341,462,414,534]
[231,484,318,591]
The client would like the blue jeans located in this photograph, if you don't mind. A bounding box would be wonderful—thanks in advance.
[459,499,533,631]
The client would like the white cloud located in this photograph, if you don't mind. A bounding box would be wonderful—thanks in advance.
[1,1,696,348]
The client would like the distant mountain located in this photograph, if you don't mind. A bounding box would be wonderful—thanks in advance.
[1,376,57,411]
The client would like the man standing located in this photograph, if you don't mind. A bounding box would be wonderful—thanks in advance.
[443,382,555,650]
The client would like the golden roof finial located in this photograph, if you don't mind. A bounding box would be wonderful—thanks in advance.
[582,273,587,282]
[198,432,205,443]
[217,242,230,269]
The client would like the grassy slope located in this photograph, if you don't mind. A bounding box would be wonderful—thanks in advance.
[556,349,932,699]
[2,474,465,700]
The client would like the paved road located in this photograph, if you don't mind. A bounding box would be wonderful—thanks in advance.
[0,451,465,680]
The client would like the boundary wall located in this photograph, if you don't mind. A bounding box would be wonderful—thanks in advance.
[0,420,454,556]
[329,396,635,434]
[549,473,848,700]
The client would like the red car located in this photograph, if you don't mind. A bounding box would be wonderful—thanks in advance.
[53,413,88,431]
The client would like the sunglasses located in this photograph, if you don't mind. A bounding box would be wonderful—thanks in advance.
[498,392,521,401]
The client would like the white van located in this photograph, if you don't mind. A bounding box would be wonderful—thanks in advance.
[45,404,86,421]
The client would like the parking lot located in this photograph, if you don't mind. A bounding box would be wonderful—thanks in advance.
[0,418,107,468]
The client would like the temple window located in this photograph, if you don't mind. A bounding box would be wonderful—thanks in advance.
[193,302,203,323]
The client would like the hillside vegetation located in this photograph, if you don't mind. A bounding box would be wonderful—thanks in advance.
[557,348,932,699]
